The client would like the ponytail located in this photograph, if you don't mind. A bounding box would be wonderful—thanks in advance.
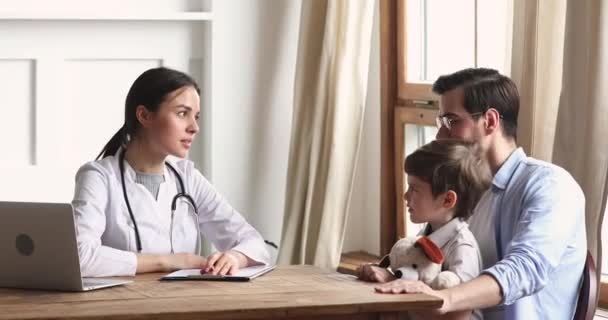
[96,126,126,160]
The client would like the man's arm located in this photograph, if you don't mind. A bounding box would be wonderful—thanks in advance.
[441,274,502,312]
[375,274,502,314]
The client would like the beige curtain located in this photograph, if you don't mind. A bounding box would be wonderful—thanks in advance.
[512,0,608,276]
[278,0,374,270]
[511,0,566,162]
[553,0,608,275]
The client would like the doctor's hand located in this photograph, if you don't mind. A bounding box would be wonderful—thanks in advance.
[356,264,396,283]
[202,250,247,275]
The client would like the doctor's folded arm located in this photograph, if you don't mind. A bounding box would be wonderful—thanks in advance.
[71,67,270,278]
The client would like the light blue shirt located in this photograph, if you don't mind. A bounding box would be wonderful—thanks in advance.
[469,148,586,320]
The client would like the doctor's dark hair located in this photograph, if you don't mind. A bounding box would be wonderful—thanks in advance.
[96,67,200,159]
[404,139,491,220]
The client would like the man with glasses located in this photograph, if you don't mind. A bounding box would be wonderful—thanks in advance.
[376,68,586,320]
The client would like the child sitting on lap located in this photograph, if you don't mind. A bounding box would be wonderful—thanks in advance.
[357,139,491,320]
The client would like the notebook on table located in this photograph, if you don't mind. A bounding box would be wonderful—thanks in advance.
[160,265,275,282]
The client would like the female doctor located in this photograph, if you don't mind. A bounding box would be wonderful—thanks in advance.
[72,67,270,277]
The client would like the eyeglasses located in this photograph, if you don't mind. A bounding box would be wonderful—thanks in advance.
[435,112,484,130]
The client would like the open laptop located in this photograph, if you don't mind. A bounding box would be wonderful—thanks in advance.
[0,201,131,291]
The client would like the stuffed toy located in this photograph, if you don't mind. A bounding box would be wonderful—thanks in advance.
[379,236,461,290]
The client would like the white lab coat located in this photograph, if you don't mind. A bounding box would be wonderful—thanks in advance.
[72,151,270,277]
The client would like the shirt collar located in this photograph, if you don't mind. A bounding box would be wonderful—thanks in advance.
[426,218,468,249]
[492,147,526,190]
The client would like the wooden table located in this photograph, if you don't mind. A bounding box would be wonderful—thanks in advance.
[0,265,442,320]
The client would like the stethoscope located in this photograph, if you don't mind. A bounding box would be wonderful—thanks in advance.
[119,149,201,254]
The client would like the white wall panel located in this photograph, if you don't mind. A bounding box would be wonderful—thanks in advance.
[62,59,161,165]
[0,13,210,203]
[0,0,210,13]
[0,59,35,166]
[211,1,301,249]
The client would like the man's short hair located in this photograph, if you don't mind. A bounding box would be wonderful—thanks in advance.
[404,139,491,220]
[432,68,520,140]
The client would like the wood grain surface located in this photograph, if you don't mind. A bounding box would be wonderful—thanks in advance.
[0,265,442,320]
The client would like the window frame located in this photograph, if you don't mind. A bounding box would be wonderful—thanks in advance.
[380,0,438,255]
[393,106,436,239]
[396,0,436,102]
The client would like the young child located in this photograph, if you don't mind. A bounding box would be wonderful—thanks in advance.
[356,139,491,320]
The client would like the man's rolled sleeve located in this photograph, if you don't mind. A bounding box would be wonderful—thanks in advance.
[483,247,551,305]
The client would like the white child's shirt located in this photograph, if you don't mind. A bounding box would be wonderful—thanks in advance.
[416,218,483,320]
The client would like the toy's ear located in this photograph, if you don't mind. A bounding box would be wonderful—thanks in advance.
[416,236,444,264]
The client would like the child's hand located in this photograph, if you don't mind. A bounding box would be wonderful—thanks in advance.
[356,264,396,283]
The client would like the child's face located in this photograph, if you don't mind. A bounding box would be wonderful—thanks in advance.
[404,175,454,226]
